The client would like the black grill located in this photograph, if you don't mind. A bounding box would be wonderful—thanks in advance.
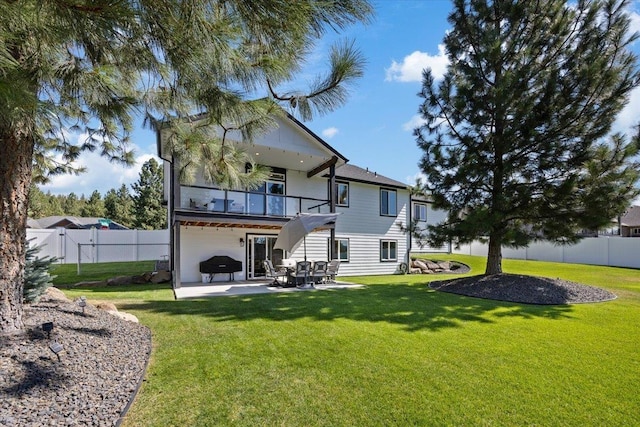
[199,255,242,281]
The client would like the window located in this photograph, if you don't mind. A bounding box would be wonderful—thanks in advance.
[380,240,397,262]
[332,238,349,262]
[414,203,427,221]
[380,189,397,216]
[632,228,640,236]
[247,167,286,216]
[336,182,349,207]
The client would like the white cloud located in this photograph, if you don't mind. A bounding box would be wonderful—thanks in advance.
[39,132,158,196]
[406,171,428,186]
[402,115,428,132]
[322,127,339,139]
[385,44,449,83]
[629,11,640,36]
[612,85,640,135]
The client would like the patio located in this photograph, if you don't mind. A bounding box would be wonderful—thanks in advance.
[173,279,363,299]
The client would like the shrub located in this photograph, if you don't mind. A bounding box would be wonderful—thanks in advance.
[24,241,58,303]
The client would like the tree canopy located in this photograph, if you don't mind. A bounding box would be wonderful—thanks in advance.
[0,0,373,334]
[414,0,640,275]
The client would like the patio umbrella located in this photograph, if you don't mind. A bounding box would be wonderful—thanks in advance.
[274,212,341,261]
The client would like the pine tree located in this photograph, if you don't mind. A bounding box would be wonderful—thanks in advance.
[0,0,371,334]
[416,0,640,275]
[105,184,134,228]
[81,190,105,218]
[131,159,166,230]
[63,192,81,216]
[23,241,57,303]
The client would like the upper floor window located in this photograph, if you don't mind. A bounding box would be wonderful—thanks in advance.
[336,182,349,207]
[380,240,397,262]
[414,203,427,221]
[380,188,397,216]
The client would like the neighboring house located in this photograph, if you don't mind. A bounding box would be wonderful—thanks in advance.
[157,113,417,287]
[619,205,640,237]
[30,216,128,230]
[409,196,450,253]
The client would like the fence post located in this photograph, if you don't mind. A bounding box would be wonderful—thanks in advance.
[77,243,81,275]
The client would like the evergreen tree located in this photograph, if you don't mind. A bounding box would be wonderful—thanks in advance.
[104,184,134,228]
[0,0,371,334]
[63,192,81,216]
[415,0,640,275]
[132,158,166,230]
[45,192,64,217]
[81,190,105,218]
[23,241,57,303]
[27,184,48,219]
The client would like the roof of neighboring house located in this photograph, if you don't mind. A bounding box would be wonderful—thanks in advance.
[620,205,640,227]
[33,216,129,230]
[26,218,41,228]
[331,164,407,189]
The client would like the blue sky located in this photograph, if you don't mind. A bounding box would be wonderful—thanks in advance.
[40,0,640,198]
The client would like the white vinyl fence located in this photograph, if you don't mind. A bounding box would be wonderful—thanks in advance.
[453,237,640,269]
[27,228,169,264]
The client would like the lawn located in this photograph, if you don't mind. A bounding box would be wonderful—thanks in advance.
[62,255,640,426]
[51,260,156,287]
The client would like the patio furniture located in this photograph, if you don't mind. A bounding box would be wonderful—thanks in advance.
[325,260,340,283]
[289,260,312,286]
[311,261,328,284]
[264,259,288,286]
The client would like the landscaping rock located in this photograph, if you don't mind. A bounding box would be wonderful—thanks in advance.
[73,280,108,288]
[44,287,70,302]
[95,302,118,312]
[107,276,134,286]
[109,311,139,323]
[150,270,171,283]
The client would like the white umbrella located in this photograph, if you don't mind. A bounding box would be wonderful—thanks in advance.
[274,212,341,260]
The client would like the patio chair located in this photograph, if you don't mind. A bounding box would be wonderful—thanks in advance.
[325,260,340,283]
[264,259,288,286]
[311,261,328,284]
[289,261,312,287]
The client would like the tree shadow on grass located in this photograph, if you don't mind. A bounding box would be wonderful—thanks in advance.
[119,282,575,332]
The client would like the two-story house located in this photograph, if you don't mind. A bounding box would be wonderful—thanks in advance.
[409,196,450,254]
[157,113,413,288]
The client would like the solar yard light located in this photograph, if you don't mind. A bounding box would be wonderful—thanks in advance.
[77,296,87,315]
[42,322,53,338]
[49,342,64,362]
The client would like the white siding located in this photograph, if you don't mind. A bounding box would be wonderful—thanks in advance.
[410,203,450,253]
[333,182,410,276]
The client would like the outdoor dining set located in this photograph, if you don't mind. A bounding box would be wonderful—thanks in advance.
[263,259,340,288]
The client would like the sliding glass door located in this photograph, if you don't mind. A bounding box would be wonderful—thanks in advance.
[248,235,284,278]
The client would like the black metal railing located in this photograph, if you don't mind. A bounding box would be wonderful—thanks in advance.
[178,185,330,217]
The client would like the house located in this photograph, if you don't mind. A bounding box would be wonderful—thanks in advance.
[30,216,128,230]
[409,195,450,253]
[619,205,640,237]
[157,113,420,287]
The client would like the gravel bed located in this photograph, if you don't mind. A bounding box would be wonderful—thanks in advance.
[430,273,617,304]
[0,290,151,426]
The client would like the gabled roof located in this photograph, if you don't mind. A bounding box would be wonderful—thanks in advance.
[620,205,640,227]
[33,216,129,230]
[331,164,407,189]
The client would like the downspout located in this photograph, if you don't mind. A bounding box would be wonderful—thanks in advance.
[329,164,336,260]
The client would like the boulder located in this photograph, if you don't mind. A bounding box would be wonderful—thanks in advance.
[414,260,429,271]
[109,311,139,323]
[44,287,70,302]
[107,276,134,286]
[437,261,451,270]
[73,280,108,288]
[150,270,171,283]
[95,302,118,312]
[425,262,442,271]
[409,267,422,274]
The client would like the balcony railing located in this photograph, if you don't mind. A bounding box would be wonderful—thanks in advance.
[178,185,330,217]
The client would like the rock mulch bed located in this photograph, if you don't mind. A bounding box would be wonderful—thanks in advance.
[0,288,151,426]
[430,273,616,305]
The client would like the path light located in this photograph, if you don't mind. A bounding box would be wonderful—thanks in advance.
[77,296,87,315]
[49,342,64,361]
[42,322,53,338]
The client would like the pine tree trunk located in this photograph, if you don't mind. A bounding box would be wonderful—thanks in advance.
[0,125,34,335]
[485,233,503,275]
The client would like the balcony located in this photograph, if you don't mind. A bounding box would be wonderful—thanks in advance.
[177,185,330,218]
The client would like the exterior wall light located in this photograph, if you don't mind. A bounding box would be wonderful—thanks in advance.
[239,237,245,247]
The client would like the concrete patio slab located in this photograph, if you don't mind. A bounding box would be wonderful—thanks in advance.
[173,280,364,299]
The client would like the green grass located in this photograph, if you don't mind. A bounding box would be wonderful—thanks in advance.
[51,261,156,287]
[61,255,640,427]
